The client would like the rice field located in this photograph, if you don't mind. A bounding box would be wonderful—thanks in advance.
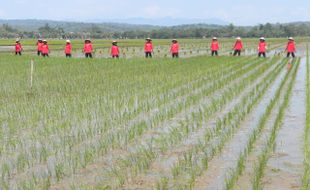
[0,39,309,190]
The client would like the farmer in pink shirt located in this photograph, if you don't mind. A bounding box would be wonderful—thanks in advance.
[64,40,72,58]
[210,37,219,56]
[41,40,49,57]
[15,39,23,56]
[233,37,243,56]
[170,39,179,58]
[37,39,43,56]
[144,38,153,58]
[285,37,296,58]
[83,39,93,58]
[258,37,267,58]
[111,41,120,58]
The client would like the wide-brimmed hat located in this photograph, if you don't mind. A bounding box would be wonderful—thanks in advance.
[112,40,117,43]
[260,37,265,41]
[212,37,218,40]
[85,39,91,42]
[43,39,47,43]
[172,39,178,42]
[236,37,241,40]
[66,40,71,43]
[146,37,152,41]
[288,37,294,41]
[16,38,20,42]
[38,39,42,41]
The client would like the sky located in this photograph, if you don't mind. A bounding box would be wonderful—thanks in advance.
[0,0,309,25]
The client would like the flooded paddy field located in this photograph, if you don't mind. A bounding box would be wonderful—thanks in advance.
[0,39,309,190]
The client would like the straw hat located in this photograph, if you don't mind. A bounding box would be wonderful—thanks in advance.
[288,37,294,41]
[236,37,241,40]
[260,37,265,41]
[66,40,71,43]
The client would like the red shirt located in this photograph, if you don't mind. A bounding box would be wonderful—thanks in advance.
[170,43,179,53]
[144,42,153,52]
[37,42,43,51]
[258,42,267,53]
[41,44,49,54]
[234,41,243,50]
[111,45,119,56]
[83,43,93,53]
[211,41,219,51]
[286,41,296,53]
[15,43,23,52]
[65,44,72,54]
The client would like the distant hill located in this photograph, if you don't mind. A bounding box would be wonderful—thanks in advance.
[87,17,229,26]
[1,19,310,39]
[0,19,227,33]
[0,19,161,32]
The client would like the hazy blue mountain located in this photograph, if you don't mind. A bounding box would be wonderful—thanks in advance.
[87,17,229,26]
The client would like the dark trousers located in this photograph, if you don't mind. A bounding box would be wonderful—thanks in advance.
[211,51,218,56]
[85,53,93,58]
[287,52,295,58]
[145,52,152,58]
[42,53,49,57]
[15,52,22,56]
[258,52,266,58]
[37,51,41,56]
[112,55,119,58]
[233,50,241,56]
[172,53,179,58]
[66,54,72,58]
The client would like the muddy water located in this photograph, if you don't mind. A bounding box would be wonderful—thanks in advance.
[193,61,288,190]
[262,58,306,190]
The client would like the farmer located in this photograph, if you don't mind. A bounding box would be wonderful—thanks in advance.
[258,37,267,58]
[41,40,49,57]
[144,38,153,58]
[64,40,72,58]
[37,39,43,56]
[111,41,120,58]
[210,37,219,56]
[285,37,296,58]
[233,37,243,56]
[15,39,23,56]
[170,39,179,58]
[83,39,93,58]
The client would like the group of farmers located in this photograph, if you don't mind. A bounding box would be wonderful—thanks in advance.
[14,37,297,58]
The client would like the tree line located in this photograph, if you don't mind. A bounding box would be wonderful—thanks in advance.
[0,22,310,39]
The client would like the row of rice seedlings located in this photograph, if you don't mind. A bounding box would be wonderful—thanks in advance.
[160,58,286,189]
[225,58,293,189]
[55,57,266,186]
[156,57,280,152]
[251,59,299,190]
[93,58,279,189]
[302,46,310,190]
[0,57,228,167]
[0,57,259,188]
